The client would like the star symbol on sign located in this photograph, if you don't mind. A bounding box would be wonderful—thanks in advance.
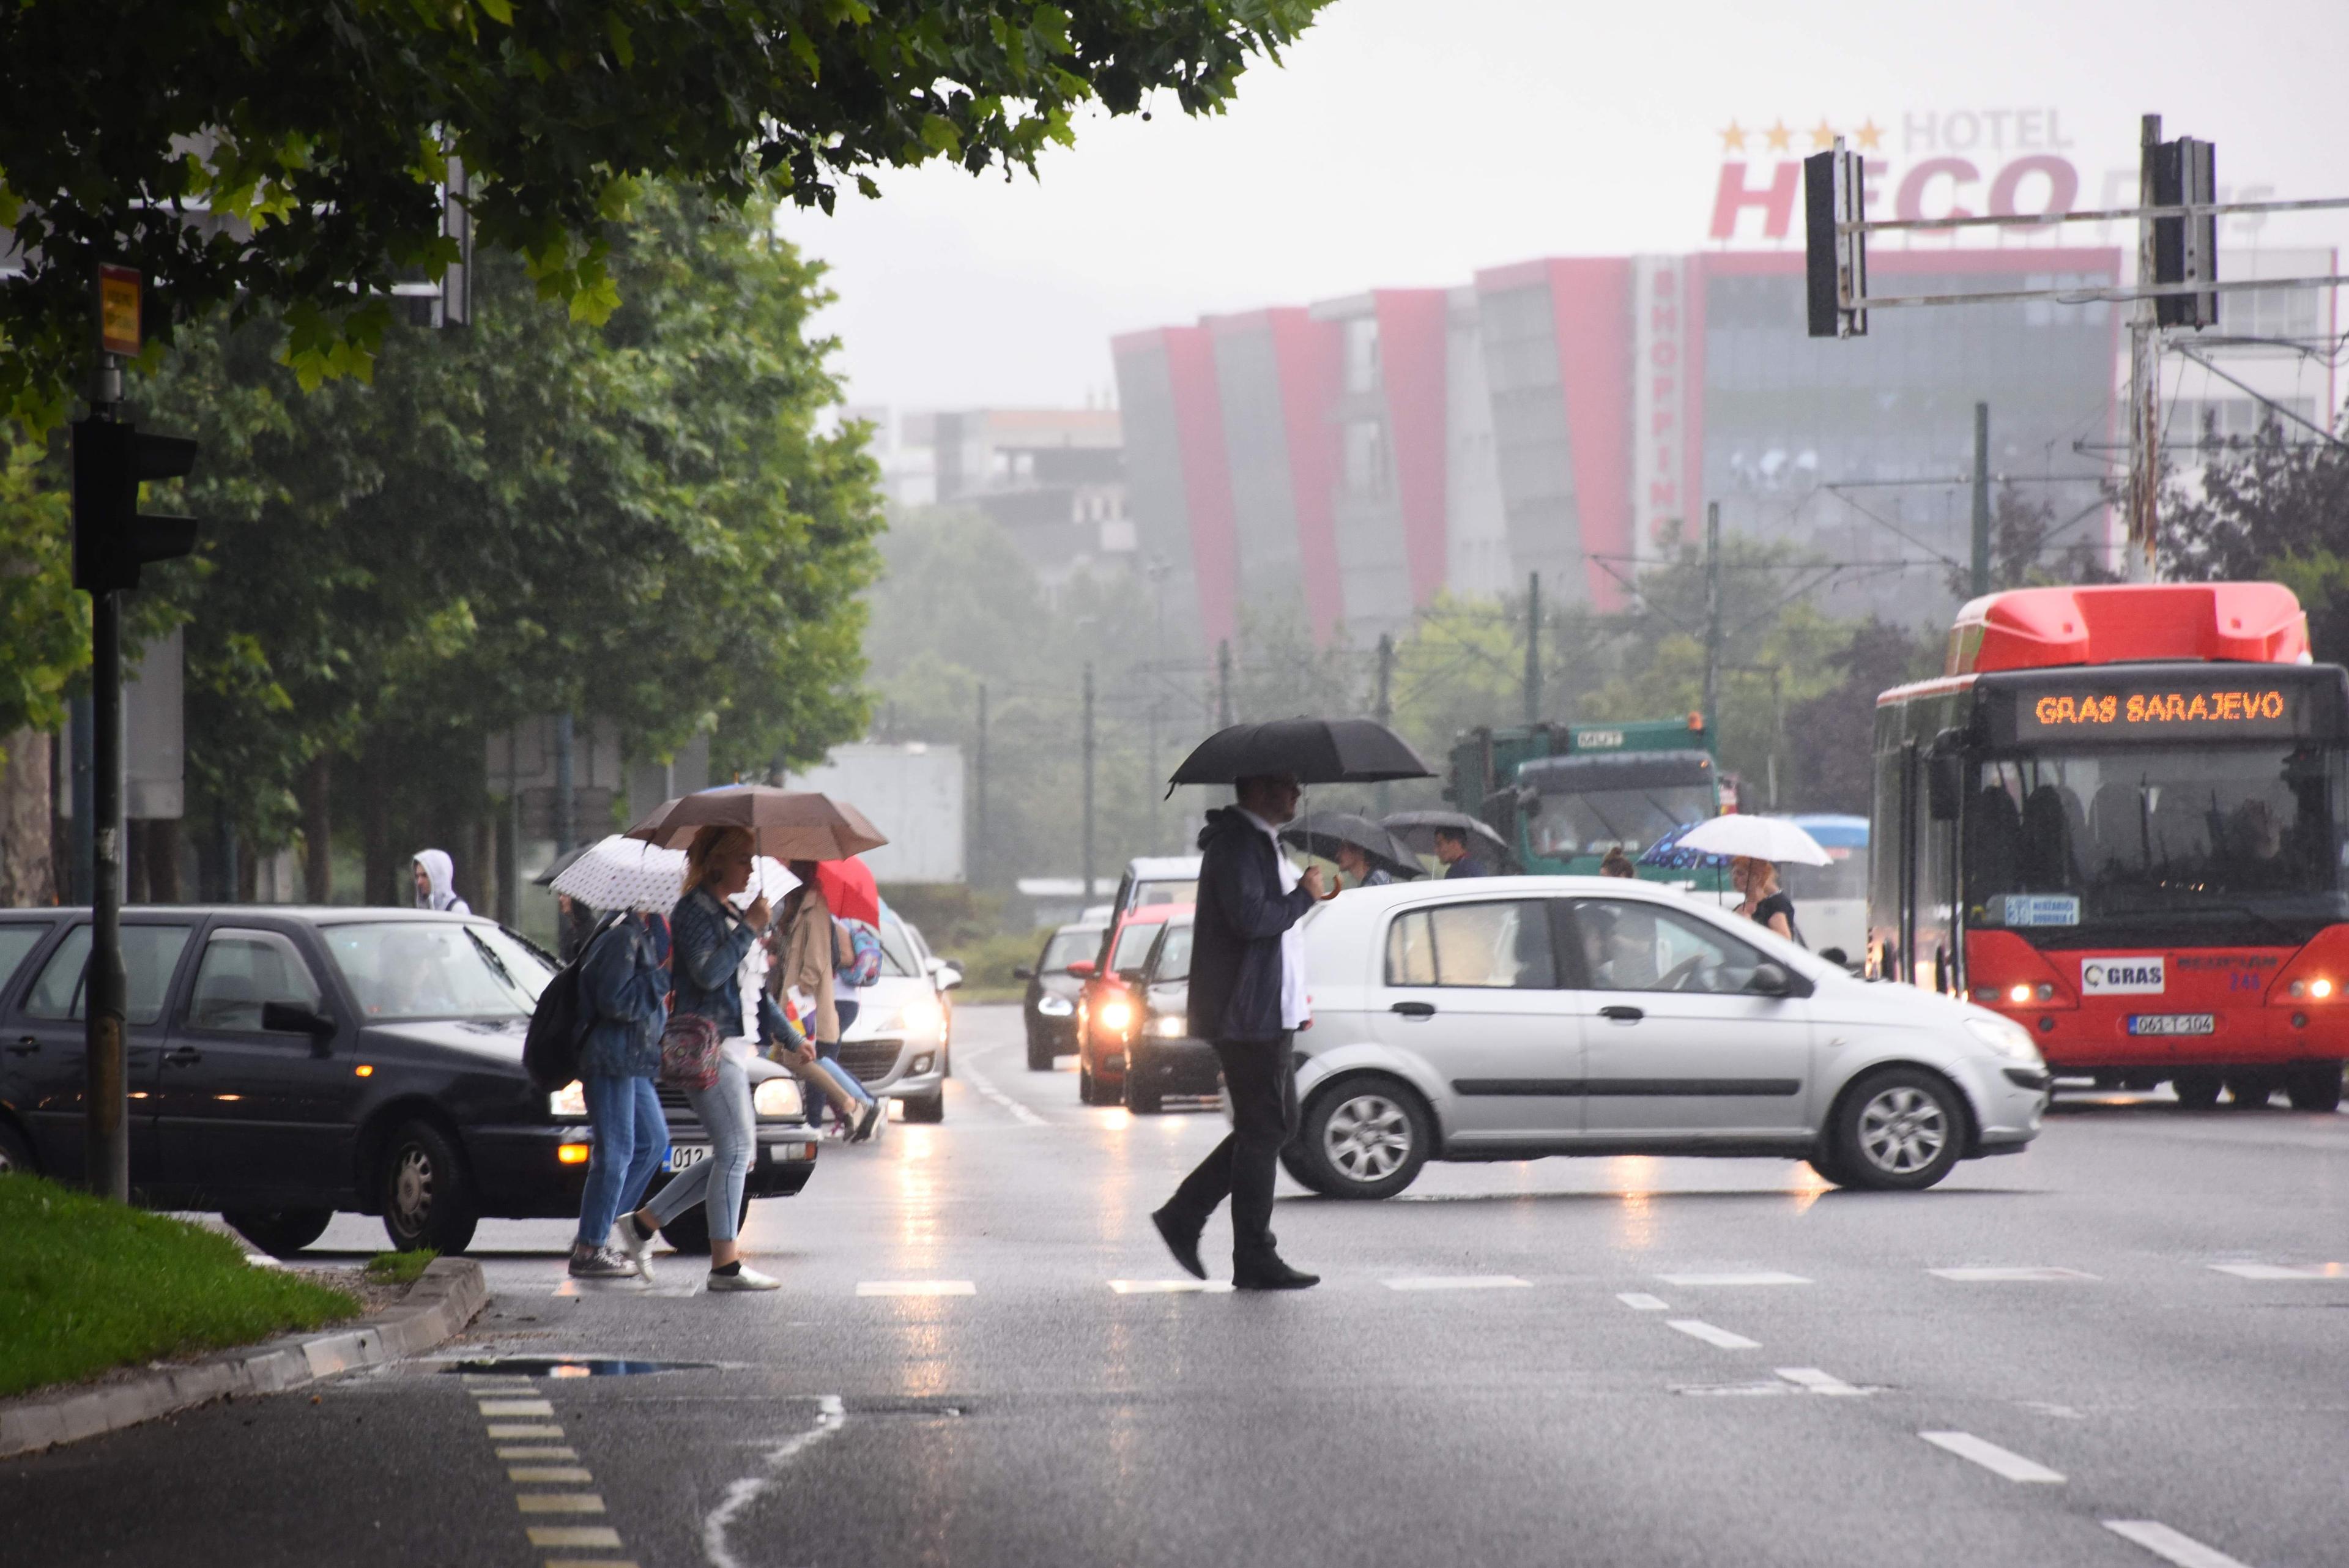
[1855,118,1884,152]
[1765,120,1792,152]
[1720,121,1747,153]
[1809,119,1838,150]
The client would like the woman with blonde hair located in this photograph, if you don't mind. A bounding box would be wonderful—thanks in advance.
[614,825,779,1291]
[1732,855,1802,945]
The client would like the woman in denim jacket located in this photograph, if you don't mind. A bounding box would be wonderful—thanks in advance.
[570,908,671,1279]
[613,825,781,1291]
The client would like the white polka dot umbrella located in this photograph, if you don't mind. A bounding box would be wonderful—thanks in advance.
[547,834,792,913]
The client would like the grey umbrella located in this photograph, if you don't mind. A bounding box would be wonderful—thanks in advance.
[1382,809,1515,868]
[1277,812,1423,879]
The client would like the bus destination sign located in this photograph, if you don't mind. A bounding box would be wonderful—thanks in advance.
[2014,683,2306,741]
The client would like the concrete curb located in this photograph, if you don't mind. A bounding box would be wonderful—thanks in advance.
[0,1256,485,1461]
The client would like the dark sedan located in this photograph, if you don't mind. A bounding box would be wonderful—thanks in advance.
[0,906,818,1256]
[1015,922,1100,1071]
[1123,916,1221,1115]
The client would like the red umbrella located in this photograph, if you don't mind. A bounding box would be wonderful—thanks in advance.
[815,857,880,926]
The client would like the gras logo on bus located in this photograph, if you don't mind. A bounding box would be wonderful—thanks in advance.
[2079,957,2165,995]
[2021,686,2295,737]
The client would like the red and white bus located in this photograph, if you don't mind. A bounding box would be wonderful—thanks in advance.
[1870,582,2349,1110]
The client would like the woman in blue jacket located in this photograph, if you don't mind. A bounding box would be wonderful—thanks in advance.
[570,907,671,1279]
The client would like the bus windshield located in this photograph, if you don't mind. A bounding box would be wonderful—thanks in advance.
[1967,743,2349,940]
[1529,784,1713,859]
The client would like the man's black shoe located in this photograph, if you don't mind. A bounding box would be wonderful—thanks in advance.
[1151,1207,1207,1280]
[1232,1257,1319,1291]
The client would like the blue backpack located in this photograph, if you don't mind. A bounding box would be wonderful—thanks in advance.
[836,920,883,988]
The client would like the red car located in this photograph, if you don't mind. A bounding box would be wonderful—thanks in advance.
[1073,902,1193,1105]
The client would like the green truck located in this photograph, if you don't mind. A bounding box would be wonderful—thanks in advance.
[1444,715,1731,883]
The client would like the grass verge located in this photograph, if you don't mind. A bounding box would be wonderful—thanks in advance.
[0,1175,360,1400]
[363,1249,437,1287]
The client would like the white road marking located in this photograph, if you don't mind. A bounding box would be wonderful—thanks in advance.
[1919,1430,2065,1483]
[857,1279,977,1296]
[461,1375,538,1389]
[1616,1292,1671,1310]
[2019,1402,2085,1420]
[2104,1520,2258,1568]
[1775,1367,1866,1395]
[1666,1319,1760,1350]
[485,1424,565,1440]
[2209,1262,2347,1280]
[516,1493,606,1513]
[1674,1381,1795,1397]
[497,1445,578,1460]
[703,1395,847,1568]
[510,1466,595,1483]
[476,1398,555,1417]
[543,1561,639,1568]
[1110,1279,1236,1294]
[525,1526,625,1548]
[959,1064,1046,1126]
[1930,1266,2098,1282]
[1657,1271,1811,1286]
[551,1276,650,1296]
[1382,1275,1532,1291]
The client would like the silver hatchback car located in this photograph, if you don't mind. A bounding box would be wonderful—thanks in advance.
[1282,877,2048,1199]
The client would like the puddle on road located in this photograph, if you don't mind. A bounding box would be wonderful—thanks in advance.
[443,1356,715,1377]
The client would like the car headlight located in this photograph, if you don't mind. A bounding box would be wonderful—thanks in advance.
[1036,994,1074,1017]
[1096,998,1135,1035]
[1152,1015,1187,1039]
[753,1076,804,1118]
[1965,1015,2042,1063]
[547,1080,587,1118]
[900,996,944,1038]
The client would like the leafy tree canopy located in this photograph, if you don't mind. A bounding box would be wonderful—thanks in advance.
[2162,412,2349,661]
[0,0,1328,423]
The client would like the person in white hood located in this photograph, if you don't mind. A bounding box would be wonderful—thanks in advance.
[410,849,470,915]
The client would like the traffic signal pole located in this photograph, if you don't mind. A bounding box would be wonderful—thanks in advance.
[85,576,128,1200]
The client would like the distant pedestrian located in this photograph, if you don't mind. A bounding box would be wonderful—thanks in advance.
[570,907,670,1279]
[1334,840,1393,888]
[1152,773,1326,1291]
[1733,856,1803,946]
[1433,826,1492,880]
[616,825,781,1291]
[410,848,470,914]
[763,912,882,1142]
[1599,845,1637,879]
[556,892,600,964]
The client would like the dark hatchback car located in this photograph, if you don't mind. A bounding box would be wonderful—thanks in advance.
[1015,922,1101,1071]
[1123,916,1221,1114]
[0,907,817,1256]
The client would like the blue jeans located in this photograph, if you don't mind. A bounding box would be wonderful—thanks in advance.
[644,1055,754,1244]
[577,1074,667,1247]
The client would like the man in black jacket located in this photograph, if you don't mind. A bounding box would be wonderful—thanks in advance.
[1151,773,1326,1290]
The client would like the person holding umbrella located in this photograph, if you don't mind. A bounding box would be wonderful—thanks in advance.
[776,860,883,1143]
[1434,824,1493,880]
[1335,840,1393,888]
[1733,856,1802,945]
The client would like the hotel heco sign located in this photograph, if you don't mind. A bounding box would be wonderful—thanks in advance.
[1710,109,2086,242]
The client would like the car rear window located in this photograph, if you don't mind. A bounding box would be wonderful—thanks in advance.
[1132,879,1197,908]
[21,924,194,1024]
[0,923,50,998]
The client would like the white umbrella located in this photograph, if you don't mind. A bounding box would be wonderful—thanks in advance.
[1670,815,1833,867]
[548,834,792,913]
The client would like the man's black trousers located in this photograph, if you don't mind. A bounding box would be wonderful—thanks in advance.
[1164,1033,1297,1264]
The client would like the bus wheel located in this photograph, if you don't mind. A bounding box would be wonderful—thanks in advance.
[2287,1065,2344,1113]
[2171,1072,2222,1110]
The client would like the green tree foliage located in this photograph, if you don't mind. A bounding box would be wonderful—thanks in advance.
[0,426,88,743]
[139,185,881,895]
[2161,413,2349,661]
[0,0,1329,425]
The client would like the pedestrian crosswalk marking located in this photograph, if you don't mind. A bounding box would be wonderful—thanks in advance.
[1382,1276,1532,1291]
[1657,1271,1811,1287]
[476,1398,555,1416]
[1930,1266,2099,1282]
[497,1446,577,1460]
[857,1279,977,1296]
[484,1423,564,1439]
[1666,1319,1760,1350]
[517,1493,606,1514]
[2104,1520,2256,1568]
[1110,1279,1236,1294]
[2209,1261,2347,1279]
[1775,1367,1866,1396]
[525,1527,624,1548]
[1920,1430,2065,1484]
[1616,1292,1671,1310]
[509,1466,594,1483]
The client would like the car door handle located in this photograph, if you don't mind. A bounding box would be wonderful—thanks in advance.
[1598,1005,1644,1023]
[7,1036,36,1056]
[164,1046,204,1066]
[1390,1001,1436,1019]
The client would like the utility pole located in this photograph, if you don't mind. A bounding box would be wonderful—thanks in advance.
[1373,632,1395,817]
[1970,401,1992,598]
[2126,113,2164,581]
[1522,571,1542,726]
[553,712,576,855]
[973,681,988,886]
[1215,639,1233,728]
[1081,663,1096,907]
[1702,502,1722,745]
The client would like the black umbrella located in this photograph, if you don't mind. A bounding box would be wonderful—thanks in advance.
[1167,718,1433,789]
[1382,809,1515,868]
[1277,812,1423,878]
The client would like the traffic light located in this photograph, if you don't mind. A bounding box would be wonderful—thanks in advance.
[70,418,199,594]
[1804,143,1868,338]
[2152,135,2218,329]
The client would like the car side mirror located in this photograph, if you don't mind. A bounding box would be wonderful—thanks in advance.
[1745,962,1812,1000]
[937,964,964,991]
[1013,965,1035,981]
[262,1001,337,1050]
[1066,959,1096,978]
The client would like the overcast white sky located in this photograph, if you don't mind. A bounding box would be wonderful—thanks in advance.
[779,0,2349,418]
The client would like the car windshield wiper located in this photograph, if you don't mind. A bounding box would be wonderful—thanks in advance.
[465,929,519,992]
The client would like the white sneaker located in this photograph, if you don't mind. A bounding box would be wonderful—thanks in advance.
[611,1217,656,1283]
[707,1264,782,1292]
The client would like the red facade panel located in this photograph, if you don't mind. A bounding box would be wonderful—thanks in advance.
[1373,289,1451,607]
[1543,258,1633,608]
[1266,308,1346,641]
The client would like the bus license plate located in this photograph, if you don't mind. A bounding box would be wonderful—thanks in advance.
[663,1143,710,1173]
[2128,1014,2215,1036]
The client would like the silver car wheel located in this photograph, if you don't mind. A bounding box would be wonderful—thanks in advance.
[1324,1093,1412,1184]
[392,1145,435,1228]
[1857,1085,1948,1173]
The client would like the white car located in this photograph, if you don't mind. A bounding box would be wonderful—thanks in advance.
[836,910,954,1123]
[1282,877,2047,1199]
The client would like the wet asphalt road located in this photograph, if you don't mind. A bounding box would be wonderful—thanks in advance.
[9,1003,2349,1568]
